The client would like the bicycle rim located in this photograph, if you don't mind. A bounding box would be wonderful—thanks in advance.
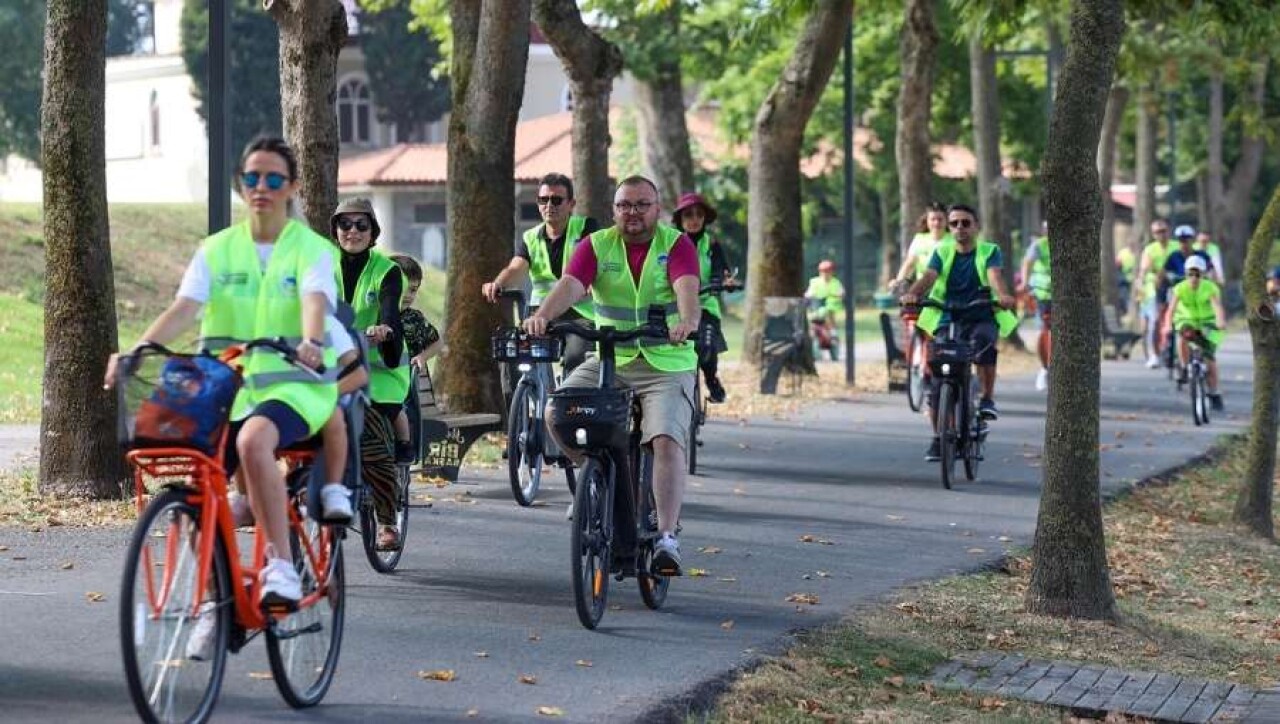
[266,514,345,708]
[907,334,925,412]
[570,459,610,629]
[362,465,409,573]
[508,385,543,506]
[1191,370,1206,426]
[938,384,955,490]
[636,451,669,610]
[964,416,983,481]
[120,488,229,724]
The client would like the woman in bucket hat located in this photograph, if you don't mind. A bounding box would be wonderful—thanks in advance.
[672,192,735,403]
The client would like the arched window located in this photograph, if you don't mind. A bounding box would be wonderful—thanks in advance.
[337,78,372,145]
[148,90,160,149]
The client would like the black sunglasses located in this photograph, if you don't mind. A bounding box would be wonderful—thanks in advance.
[537,195,566,207]
[241,171,288,191]
[948,218,974,229]
[336,217,371,233]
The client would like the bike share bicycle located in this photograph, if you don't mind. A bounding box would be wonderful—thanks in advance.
[908,299,994,490]
[116,339,345,724]
[495,308,673,629]
[1177,326,1216,427]
[688,276,741,475]
[494,288,576,505]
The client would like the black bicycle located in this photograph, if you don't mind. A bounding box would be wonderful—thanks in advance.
[515,308,675,629]
[1176,326,1215,427]
[689,277,741,476]
[911,299,995,490]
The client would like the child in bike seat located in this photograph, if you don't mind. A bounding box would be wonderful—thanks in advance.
[387,253,444,462]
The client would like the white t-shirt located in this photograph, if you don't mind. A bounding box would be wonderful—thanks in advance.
[176,242,336,308]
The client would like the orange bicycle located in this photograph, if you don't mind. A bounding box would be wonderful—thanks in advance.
[116,339,345,724]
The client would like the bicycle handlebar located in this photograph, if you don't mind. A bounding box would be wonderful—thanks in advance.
[901,298,998,313]
[545,320,669,345]
[122,337,327,377]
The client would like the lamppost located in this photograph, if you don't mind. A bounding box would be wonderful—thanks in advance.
[841,21,856,385]
[208,0,230,233]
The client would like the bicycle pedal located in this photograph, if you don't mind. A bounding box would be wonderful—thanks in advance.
[260,597,299,616]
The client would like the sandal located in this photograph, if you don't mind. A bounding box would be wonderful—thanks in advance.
[376,526,401,551]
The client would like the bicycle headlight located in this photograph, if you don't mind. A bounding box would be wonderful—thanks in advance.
[941,363,951,375]
[517,363,532,373]
[575,428,588,446]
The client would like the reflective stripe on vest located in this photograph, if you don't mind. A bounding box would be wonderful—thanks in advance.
[1029,239,1051,300]
[350,250,410,405]
[916,239,1018,338]
[695,232,723,319]
[588,225,696,372]
[527,215,593,319]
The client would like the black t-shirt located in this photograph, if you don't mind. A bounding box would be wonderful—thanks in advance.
[340,249,404,367]
[514,217,601,278]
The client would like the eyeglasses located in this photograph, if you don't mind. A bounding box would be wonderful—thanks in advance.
[241,171,288,191]
[948,218,974,229]
[615,201,655,214]
[1187,271,1202,277]
[537,195,566,207]
[336,217,371,233]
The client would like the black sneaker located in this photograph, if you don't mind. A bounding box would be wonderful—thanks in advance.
[394,440,414,464]
[706,376,726,404]
[1209,394,1224,411]
[978,398,999,421]
[925,437,941,462]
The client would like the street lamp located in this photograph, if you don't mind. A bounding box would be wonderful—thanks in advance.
[208,0,230,233]
[841,20,856,385]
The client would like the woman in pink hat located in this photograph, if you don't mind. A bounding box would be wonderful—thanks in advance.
[672,192,735,403]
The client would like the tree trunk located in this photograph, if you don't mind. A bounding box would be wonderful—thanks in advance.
[533,0,623,223]
[266,0,348,237]
[969,32,1007,278]
[894,0,938,260]
[1128,81,1158,250]
[1218,60,1269,285]
[40,0,126,497]
[1232,184,1280,539]
[1025,0,1125,621]
[1205,63,1224,238]
[1097,84,1128,312]
[879,188,898,289]
[742,0,855,362]
[441,0,530,413]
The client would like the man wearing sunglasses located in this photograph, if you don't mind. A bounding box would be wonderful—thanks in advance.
[901,203,1018,461]
[1164,255,1225,410]
[482,172,601,372]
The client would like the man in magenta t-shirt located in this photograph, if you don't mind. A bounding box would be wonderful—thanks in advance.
[524,175,701,575]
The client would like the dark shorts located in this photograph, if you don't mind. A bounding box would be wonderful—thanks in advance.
[223,400,312,475]
[1035,299,1052,328]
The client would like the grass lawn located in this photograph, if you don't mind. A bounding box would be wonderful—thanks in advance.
[703,435,1280,722]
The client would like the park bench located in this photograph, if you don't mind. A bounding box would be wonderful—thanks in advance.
[758,297,816,395]
[414,364,502,483]
[1100,306,1141,360]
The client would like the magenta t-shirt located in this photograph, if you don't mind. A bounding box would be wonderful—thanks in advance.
[564,232,700,290]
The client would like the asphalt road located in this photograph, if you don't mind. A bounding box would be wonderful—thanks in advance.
[0,334,1254,723]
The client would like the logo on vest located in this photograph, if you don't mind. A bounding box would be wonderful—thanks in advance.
[657,254,669,266]
[600,261,624,274]
[365,291,378,303]
[280,275,298,293]
[215,272,249,287]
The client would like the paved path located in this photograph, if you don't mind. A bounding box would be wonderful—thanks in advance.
[0,334,1255,722]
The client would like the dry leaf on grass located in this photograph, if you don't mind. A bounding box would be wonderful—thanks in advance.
[418,669,457,682]
[536,706,565,717]
[873,655,894,668]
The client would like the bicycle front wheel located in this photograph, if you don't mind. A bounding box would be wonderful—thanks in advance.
[507,384,544,506]
[1191,366,1208,426]
[937,383,956,490]
[120,488,230,724]
[907,331,926,412]
[266,512,345,708]
[571,459,611,629]
[635,451,669,610]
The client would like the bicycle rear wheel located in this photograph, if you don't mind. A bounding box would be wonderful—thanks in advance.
[507,384,544,506]
[937,384,956,490]
[121,488,230,724]
[360,464,410,573]
[266,510,345,708]
[906,331,926,412]
[571,459,611,629]
[687,376,702,475]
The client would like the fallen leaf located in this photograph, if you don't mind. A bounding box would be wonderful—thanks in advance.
[474,651,489,658]
[816,570,830,578]
[873,655,894,669]
[528,633,541,642]
[60,561,74,570]
[248,671,272,680]
[536,706,565,717]
[732,488,746,495]
[519,674,538,685]
[688,568,709,577]
[575,659,592,667]
[886,515,905,521]
[12,555,27,561]
[0,546,8,552]
[997,536,1012,543]
[85,591,106,602]
[785,592,820,605]
[418,669,457,682]
[466,709,479,718]
[818,539,835,545]
[884,675,905,688]
[721,620,735,631]
[967,548,986,554]
[698,546,722,554]
[799,534,816,543]
[717,577,738,582]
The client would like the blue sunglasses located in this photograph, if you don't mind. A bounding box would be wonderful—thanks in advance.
[241,171,288,191]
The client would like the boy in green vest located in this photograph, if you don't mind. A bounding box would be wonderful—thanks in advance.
[525,176,701,576]
[483,172,601,372]
[1163,256,1225,410]
[900,203,1017,462]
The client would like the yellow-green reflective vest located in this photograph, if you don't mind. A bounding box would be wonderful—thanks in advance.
[1117,247,1136,278]
[198,221,262,352]
[234,222,339,436]
[1141,240,1171,299]
[350,249,411,405]
[1029,239,1051,301]
[917,239,1018,338]
[526,215,593,319]
[911,233,941,277]
[1172,278,1220,328]
[805,276,845,316]
[588,225,696,372]
[695,232,722,319]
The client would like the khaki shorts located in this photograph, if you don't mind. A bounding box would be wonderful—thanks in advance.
[553,357,695,449]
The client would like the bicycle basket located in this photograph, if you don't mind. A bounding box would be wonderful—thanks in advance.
[118,352,242,457]
[927,338,972,375]
[490,327,564,363]
[549,386,632,452]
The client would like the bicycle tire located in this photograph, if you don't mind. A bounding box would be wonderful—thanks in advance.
[906,331,926,412]
[361,464,409,573]
[570,459,610,630]
[938,383,956,490]
[636,450,670,610]
[266,511,345,708]
[507,384,543,506]
[120,488,230,724]
[1191,365,1208,426]
[964,416,983,482]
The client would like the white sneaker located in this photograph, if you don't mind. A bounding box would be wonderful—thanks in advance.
[229,493,255,528]
[1145,355,1161,369]
[320,483,353,523]
[259,557,302,610]
[186,601,218,660]
[1035,368,1048,391]
[651,534,683,576]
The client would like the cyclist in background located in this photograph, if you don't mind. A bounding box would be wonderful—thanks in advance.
[1135,219,1173,368]
[891,203,948,291]
[1019,221,1052,392]
[672,192,733,404]
[1164,256,1225,410]
[805,260,845,340]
